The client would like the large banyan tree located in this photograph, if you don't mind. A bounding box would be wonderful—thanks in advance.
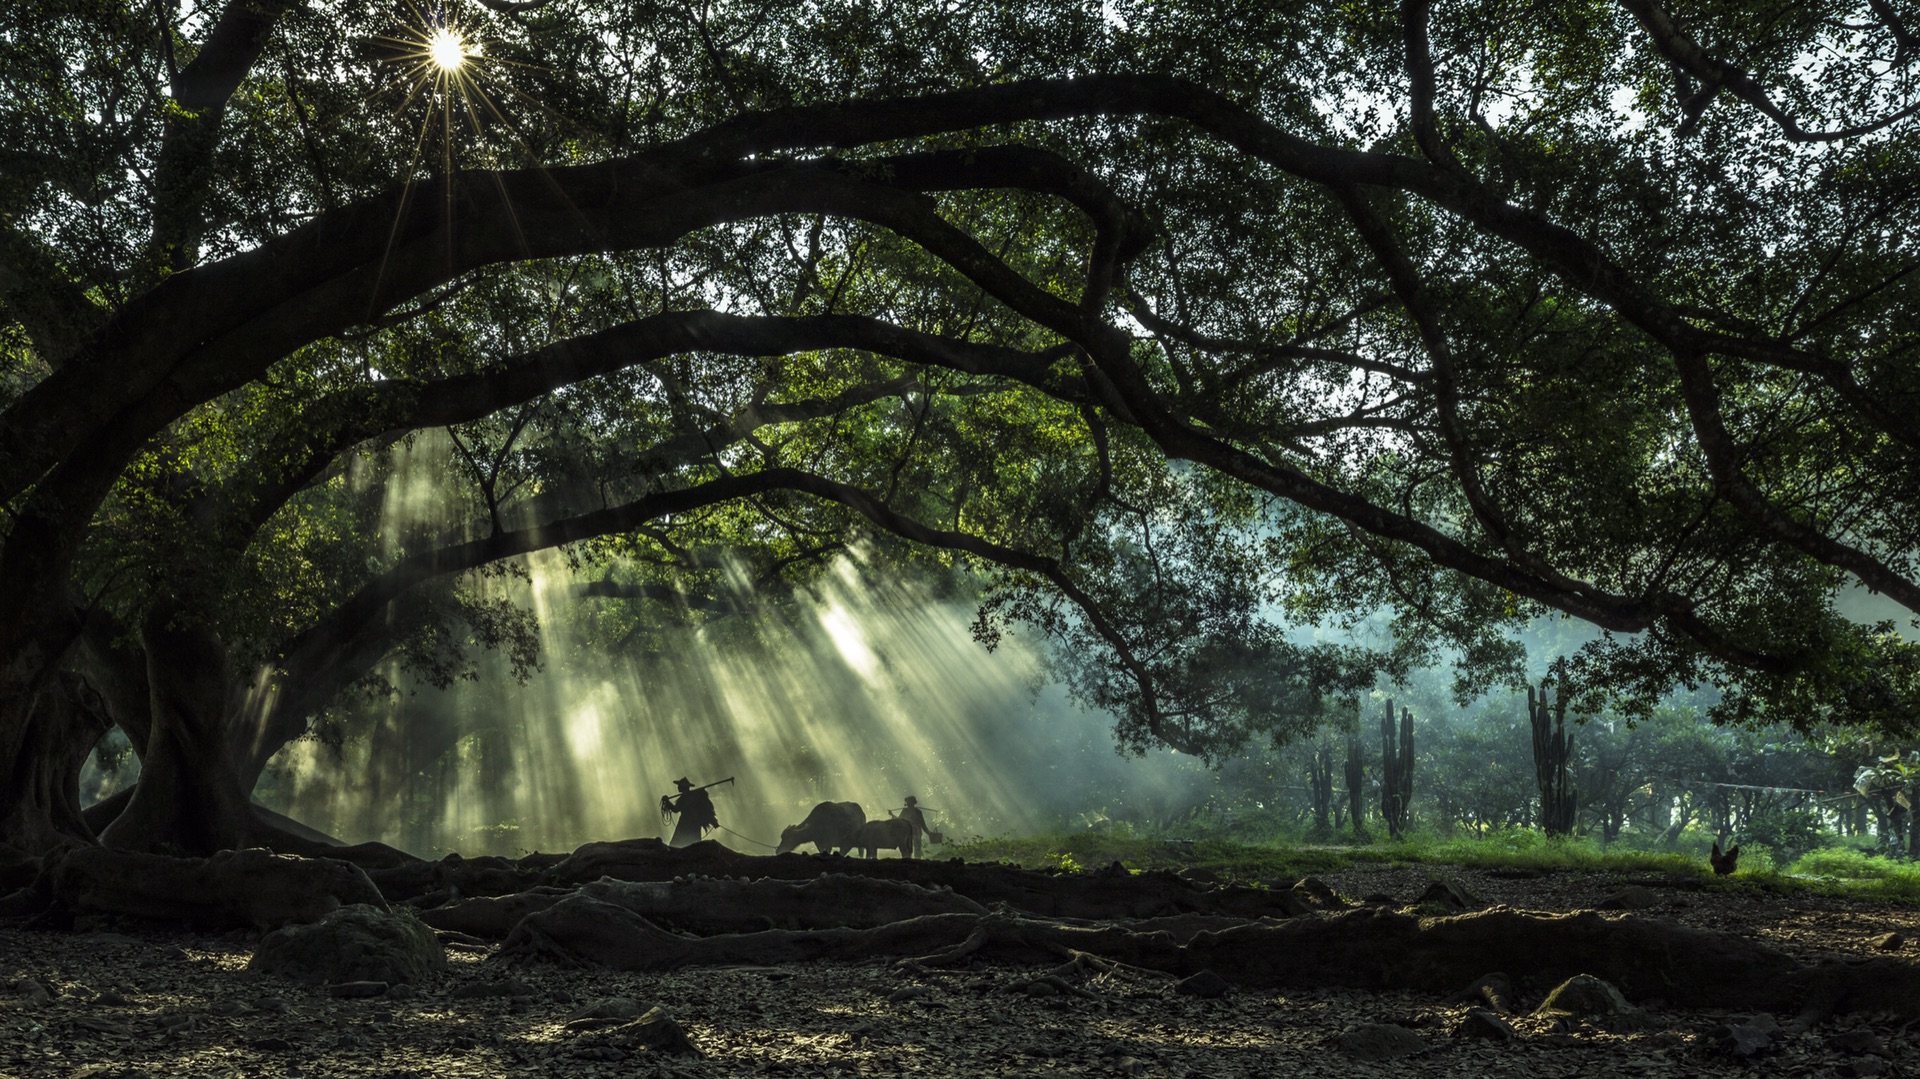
[1,0,1917,862]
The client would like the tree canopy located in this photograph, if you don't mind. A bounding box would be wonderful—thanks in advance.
[2,0,1918,857]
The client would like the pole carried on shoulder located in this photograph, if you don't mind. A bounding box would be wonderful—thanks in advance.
[660,776,737,820]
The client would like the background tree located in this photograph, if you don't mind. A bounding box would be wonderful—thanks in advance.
[1531,679,1579,837]
[1379,698,1415,840]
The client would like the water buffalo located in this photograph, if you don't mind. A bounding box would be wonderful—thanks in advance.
[776,801,865,855]
[849,816,915,859]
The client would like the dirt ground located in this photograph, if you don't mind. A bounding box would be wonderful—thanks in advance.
[4,861,1918,1079]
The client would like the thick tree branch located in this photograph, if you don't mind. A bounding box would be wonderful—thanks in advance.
[1334,187,1547,576]
[148,0,292,273]
[1616,0,1920,141]
[219,310,1077,542]
[0,144,1126,505]
[1127,291,1422,387]
[1,73,1910,690]
[1401,0,1459,168]
[1667,347,1920,615]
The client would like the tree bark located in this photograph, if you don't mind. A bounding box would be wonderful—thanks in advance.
[0,676,111,871]
[98,606,256,854]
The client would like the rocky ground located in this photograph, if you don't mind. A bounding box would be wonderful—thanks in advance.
[4,861,1918,1079]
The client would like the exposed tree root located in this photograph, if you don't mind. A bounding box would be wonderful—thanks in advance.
[27,846,388,929]
[480,838,1306,921]
[15,836,1920,1030]
[496,895,1920,1023]
[426,873,987,939]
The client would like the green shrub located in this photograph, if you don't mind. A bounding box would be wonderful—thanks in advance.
[1792,846,1912,881]
[1742,811,1831,865]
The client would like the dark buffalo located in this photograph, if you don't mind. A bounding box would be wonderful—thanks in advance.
[776,801,866,855]
[849,817,915,859]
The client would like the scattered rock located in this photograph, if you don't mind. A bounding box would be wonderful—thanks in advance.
[10,976,54,1006]
[449,977,535,1000]
[1456,972,1514,1013]
[329,981,391,998]
[64,1067,152,1079]
[1451,1008,1516,1041]
[602,1005,700,1056]
[1290,877,1342,908]
[1335,1023,1427,1062]
[1174,970,1230,999]
[886,986,930,1002]
[1598,885,1659,910]
[206,999,246,1016]
[1829,1029,1887,1055]
[568,990,645,1013]
[68,1015,133,1036]
[1009,974,1095,1000]
[248,904,446,986]
[1114,1055,1149,1076]
[1871,931,1904,951]
[566,996,643,1030]
[249,1036,294,1051]
[251,996,288,1014]
[1841,1058,1891,1077]
[1415,878,1481,911]
[90,990,130,1007]
[1701,1013,1780,1058]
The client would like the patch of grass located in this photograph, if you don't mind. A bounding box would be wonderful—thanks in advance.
[1373,830,1706,877]
[949,829,1920,905]
[1786,847,1920,902]
[948,833,1354,880]
[948,828,1706,882]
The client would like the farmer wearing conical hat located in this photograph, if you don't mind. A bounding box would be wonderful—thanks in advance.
[898,794,939,859]
[662,776,720,848]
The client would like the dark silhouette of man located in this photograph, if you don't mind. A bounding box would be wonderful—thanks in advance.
[664,777,718,847]
[899,794,936,858]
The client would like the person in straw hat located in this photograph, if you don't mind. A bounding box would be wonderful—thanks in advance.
[897,795,941,858]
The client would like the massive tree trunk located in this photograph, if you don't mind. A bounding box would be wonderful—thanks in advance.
[0,676,112,872]
[99,606,257,854]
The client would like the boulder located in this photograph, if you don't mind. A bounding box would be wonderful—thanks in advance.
[249,904,446,986]
[1534,973,1651,1031]
[616,1006,700,1056]
[1533,973,1634,1018]
[1335,1023,1427,1062]
[1415,878,1481,912]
